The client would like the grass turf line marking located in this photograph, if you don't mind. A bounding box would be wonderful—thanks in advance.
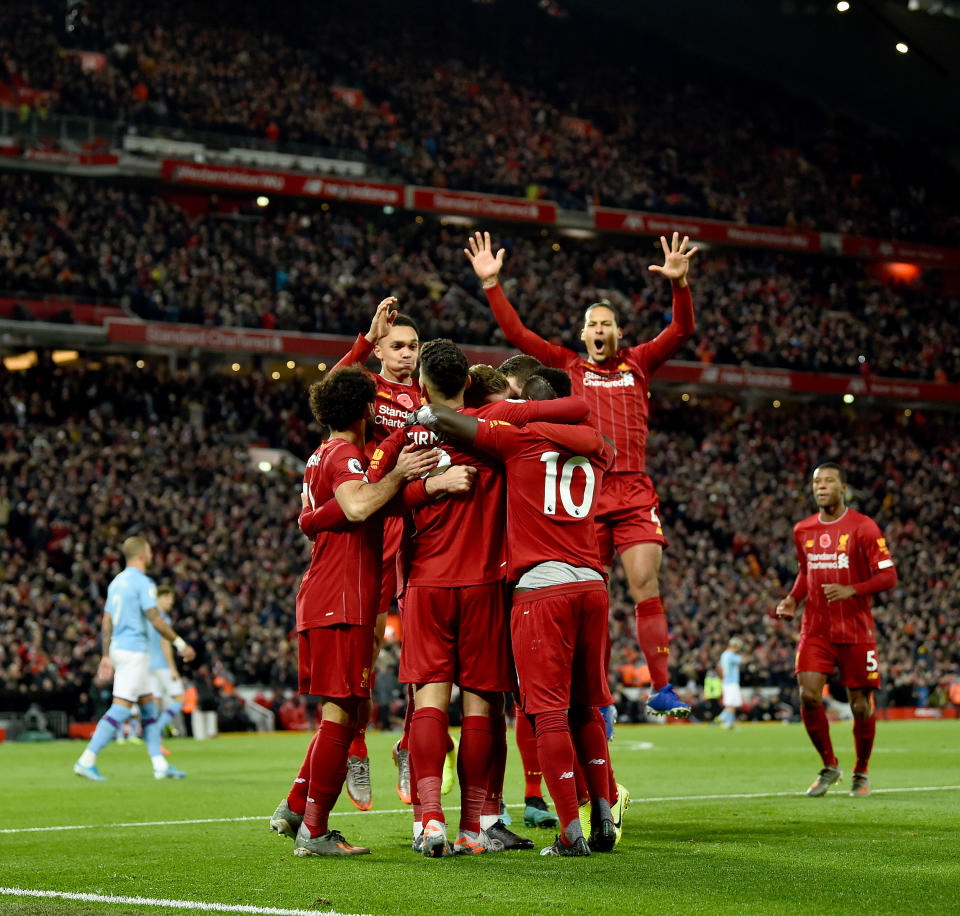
[3,786,959,836]
[0,887,370,916]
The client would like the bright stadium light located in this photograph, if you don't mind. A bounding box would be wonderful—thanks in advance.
[231,363,240,372]
[258,460,273,473]
[837,1,850,11]
[136,359,145,368]
[256,195,270,207]
[896,41,909,53]
[286,360,296,369]
[271,371,280,380]
[843,393,856,404]
[904,409,912,417]
[773,400,781,408]
[681,393,690,402]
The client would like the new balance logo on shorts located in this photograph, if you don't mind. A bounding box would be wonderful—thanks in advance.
[588,758,606,766]
[559,771,574,779]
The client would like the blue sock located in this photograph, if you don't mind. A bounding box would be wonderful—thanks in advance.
[87,704,133,757]
[158,700,183,732]
[140,700,163,760]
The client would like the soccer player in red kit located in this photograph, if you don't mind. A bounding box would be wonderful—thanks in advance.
[333,297,425,808]
[775,463,897,798]
[371,340,591,856]
[412,399,619,857]
[273,367,440,856]
[466,230,697,718]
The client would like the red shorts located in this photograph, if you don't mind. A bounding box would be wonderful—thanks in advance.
[594,472,668,567]
[298,624,375,698]
[379,515,404,616]
[795,635,882,690]
[511,581,613,715]
[400,582,511,692]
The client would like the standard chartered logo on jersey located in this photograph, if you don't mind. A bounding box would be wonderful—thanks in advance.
[374,403,411,427]
[807,552,848,570]
[583,370,635,388]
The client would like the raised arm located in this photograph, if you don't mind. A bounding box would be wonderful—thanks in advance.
[333,296,398,370]
[633,232,698,373]
[465,231,570,367]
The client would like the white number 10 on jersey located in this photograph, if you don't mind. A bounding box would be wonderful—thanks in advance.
[540,452,596,518]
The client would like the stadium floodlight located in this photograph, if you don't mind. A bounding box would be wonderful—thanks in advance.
[258,461,273,473]
[843,393,856,404]
[256,195,270,207]
[896,41,909,52]
[836,1,850,11]
[286,360,296,369]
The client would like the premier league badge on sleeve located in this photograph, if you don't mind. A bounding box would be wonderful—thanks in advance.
[348,458,364,475]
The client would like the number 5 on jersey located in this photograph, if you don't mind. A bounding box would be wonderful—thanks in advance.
[540,452,596,518]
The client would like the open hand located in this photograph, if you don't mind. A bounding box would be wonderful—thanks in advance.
[464,231,505,287]
[395,445,441,480]
[365,296,399,343]
[648,232,698,284]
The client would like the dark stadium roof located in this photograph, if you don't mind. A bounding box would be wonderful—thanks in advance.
[572,0,960,149]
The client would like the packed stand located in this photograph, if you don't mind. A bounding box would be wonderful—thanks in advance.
[2,0,958,242]
[1,361,958,721]
[3,173,958,381]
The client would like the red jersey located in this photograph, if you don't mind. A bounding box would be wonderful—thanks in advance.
[296,438,382,630]
[367,398,589,587]
[473,419,610,580]
[334,334,425,457]
[486,283,694,473]
[791,508,896,644]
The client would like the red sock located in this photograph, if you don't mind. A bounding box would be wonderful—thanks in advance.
[458,716,493,834]
[801,705,838,768]
[445,732,455,754]
[573,757,589,806]
[516,710,543,798]
[286,730,319,815]
[410,707,448,825]
[348,728,367,759]
[399,684,414,752]
[302,719,353,837]
[853,715,876,774]
[635,597,670,690]
[534,710,580,840]
[570,707,611,808]
[483,712,507,817]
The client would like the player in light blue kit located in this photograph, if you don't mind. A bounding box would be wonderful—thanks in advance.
[719,637,744,730]
[74,537,196,781]
[148,586,187,739]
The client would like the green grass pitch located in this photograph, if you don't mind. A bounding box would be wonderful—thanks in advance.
[1,720,958,916]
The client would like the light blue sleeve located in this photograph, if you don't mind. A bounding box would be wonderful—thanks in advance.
[139,575,159,617]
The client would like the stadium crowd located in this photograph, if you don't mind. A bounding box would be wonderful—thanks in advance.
[1,361,957,722]
[1,0,958,242]
[3,173,959,382]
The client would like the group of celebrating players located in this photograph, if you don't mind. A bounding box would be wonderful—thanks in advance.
[265,228,896,859]
[74,228,898,859]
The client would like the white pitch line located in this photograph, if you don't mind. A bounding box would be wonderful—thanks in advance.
[3,786,958,836]
[635,785,960,803]
[0,887,370,916]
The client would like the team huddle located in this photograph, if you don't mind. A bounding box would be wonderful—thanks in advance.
[75,231,898,858]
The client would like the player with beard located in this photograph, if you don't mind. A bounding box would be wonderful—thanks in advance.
[776,463,897,798]
[466,230,697,719]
